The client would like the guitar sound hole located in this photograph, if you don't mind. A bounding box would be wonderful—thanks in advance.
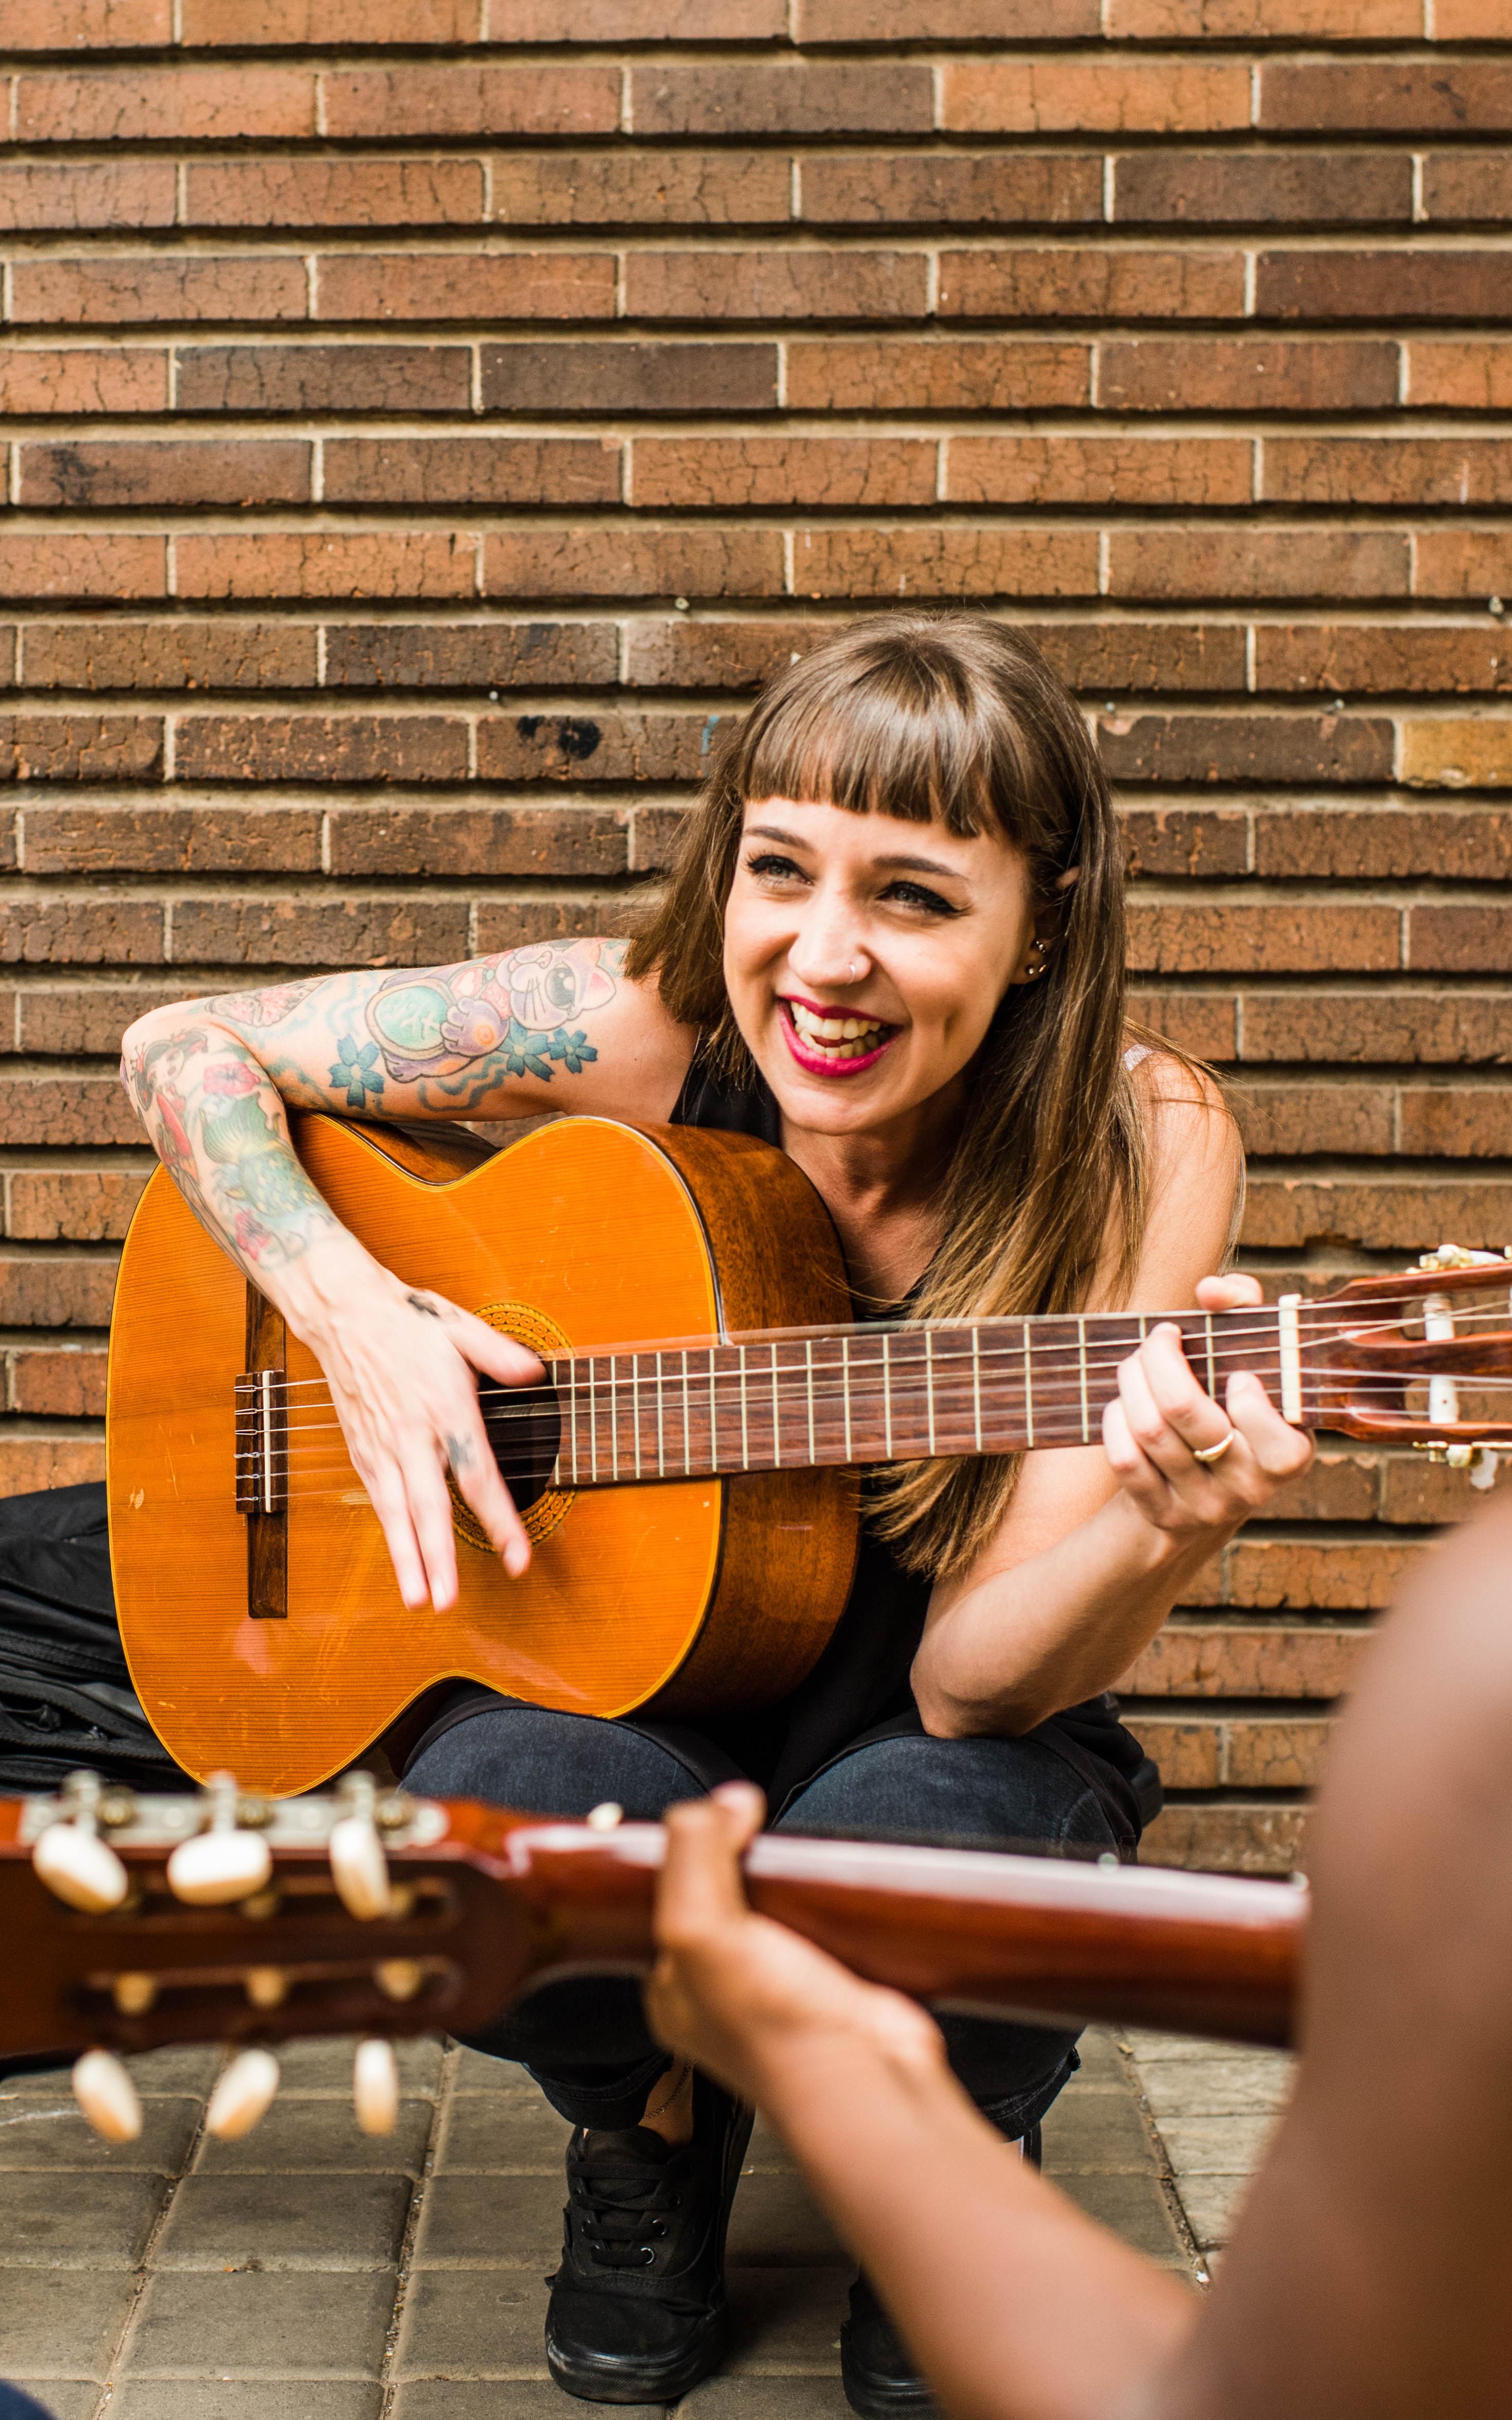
[482,1381,563,1519]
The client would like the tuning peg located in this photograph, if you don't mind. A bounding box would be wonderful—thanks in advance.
[112,1972,157,2017]
[353,2038,399,2137]
[329,1773,391,1921]
[586,1802,624,1831]
[205,2047,280,2141]
[244,1966,288,2010]
[375,1958,424,2003]
[32,1770,130,1913]
[166,1771,273,1907]
[72,2048,142,2143]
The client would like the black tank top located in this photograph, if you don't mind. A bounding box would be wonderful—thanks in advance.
[670,1043,1162,1841]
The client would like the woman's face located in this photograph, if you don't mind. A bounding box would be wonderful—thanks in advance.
[723,797,1044,1138]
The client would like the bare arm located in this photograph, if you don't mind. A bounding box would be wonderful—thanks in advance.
[120,943,695,1610]
[911,1066,1313,1738]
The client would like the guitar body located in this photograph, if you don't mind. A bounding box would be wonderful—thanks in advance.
[108,1115,859,1797]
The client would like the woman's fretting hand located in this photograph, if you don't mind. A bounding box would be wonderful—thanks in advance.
[1102,1273,1314,1537]
[279,1228,544,1611]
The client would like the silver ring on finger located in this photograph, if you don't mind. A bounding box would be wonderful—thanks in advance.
[1191,1429,1236,1466]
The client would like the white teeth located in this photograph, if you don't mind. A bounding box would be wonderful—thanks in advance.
[787,1002,889,1060]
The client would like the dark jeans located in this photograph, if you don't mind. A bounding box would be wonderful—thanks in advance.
[406,1703,1125,2142]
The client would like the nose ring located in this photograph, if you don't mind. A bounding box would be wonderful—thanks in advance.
[848,959,860,981]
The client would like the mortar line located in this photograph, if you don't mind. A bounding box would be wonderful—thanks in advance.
[377,2037,456,2418]
[90,2053,226,2420]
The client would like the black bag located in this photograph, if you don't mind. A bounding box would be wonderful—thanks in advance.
[0,1483,188,1792]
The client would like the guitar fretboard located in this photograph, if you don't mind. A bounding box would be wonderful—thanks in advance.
[537,1308,1292,1489]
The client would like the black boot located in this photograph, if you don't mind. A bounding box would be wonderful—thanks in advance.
[839,2124,1042,2419]
[546,2072,755,2405]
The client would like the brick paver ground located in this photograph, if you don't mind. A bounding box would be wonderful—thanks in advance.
[0,2026,1264,2419]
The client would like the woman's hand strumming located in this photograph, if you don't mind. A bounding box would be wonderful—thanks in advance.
[1101,1271,1314,1538]
[282,1229,544,1611]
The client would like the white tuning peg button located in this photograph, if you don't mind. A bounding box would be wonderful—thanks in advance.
[34,1821,129,1913]
[166,1772,272,1907]
[205,2047,280,2141]
[72,2049,142,2143]
[353,2038,399,2137]
[330,1774,392,1920]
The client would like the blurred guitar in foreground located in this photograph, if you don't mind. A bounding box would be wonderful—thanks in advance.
[9,1768,1304,2145]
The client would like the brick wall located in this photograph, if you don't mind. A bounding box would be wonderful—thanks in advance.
[4,0,1509,1868]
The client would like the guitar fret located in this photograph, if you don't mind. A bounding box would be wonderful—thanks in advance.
[569,1357,579,1486]
[632,1353,641,1481]
[806,1339,816,1464]
[925,1330,936,1454]
[1205,1311,1217,1401]
[682,1350,691,1477]
[1077,1315,1090,1442]
[841,1334,852,1463]
[610,1351,619,1480]
[655,1350,665,1478]
[739,1345,750,1470]
[708,1347,719,1472]
[590,1358,599,1484]
[971,1325,982,1453]
[771,1343,782,1467]
[882,1332,892,1458]
[1023,1322,1034,1449]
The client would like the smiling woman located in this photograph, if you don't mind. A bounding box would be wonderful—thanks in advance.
[120,612,1312,2415]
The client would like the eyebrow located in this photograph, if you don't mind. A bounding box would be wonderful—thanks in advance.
[744,825,968,882]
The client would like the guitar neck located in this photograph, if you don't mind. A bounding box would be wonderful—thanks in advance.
[542,1304,1295,1489]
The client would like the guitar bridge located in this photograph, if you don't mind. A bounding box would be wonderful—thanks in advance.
[234,1371,287,1517]
[238,1285,288,1619]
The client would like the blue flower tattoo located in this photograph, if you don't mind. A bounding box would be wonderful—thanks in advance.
[330,1037,385,1109]
[502,1021,598,1082]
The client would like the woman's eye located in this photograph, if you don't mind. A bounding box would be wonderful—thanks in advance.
[883,880,959,917]
[746,852,807,883]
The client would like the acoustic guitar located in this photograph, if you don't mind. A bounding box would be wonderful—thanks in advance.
[107,1112,1512,1797]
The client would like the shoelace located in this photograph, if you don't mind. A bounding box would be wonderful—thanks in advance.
[570,2151,685,2271]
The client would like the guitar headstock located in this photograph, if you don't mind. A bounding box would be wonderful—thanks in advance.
[1302,1244,1512,1481]
[0,1771,632,2146]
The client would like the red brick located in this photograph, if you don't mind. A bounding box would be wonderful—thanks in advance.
[22,805,320,875]
[0,899,164,965]
[1100,713,1393,786]
[1400,721,1512,791]
[1226,1536,1419,1613]
[1243,1176,1512,1253]
[4,0,169,41]
[623,619,827,691]
[175,715,469,785]
[323,624,618,690]
[175,533,477,602]
[22,621,319,693]
[0,1439,107,1498]
[1134,1718,1219,1790]
[1097,339,1398,414]
[9,1348,107,1420]
[2,716,163,784]
[1236,991,1512,1067]
[1139,1804,1307,1878]
[1258,253,1512,323]
[479,712,734,785]
[627,804,689,872]
[1420,155,1512,226]
[1254,625,1512,697]
[19,442,311,510]
[167,896,469,969]
[8,1173,148,1241]
[177,345,471,415]
[1262,63,1512,136]
[1230,1081,1392,1157]
[0,162,176,233]
[11,258,308,327]
[798,0,1082,30]
[792,528,1100,601]
[1224,1718,1331,1792]
[484,527,784,600]
[1408,908,1512,975]
[941,58,1249,135]
[948,435,1250,508]
[1396,1087,1512,1158]
[1436,0,1512,28]
[0,1258,118,1327]
[1128,988,1237,1060]
[498,0,783,29]
[1264,439,1512,509]
[184,158,486,229]
[1128,903,1399,977]
[0,537,165,603]
[0,350,168,417]
[632,438,935,510]
[625,251,929,323]
[0,1077,140,1150]
[12,990,189,1058]
[786,339,1090,411]
[1108,528,1409,602]
[1111,0,1417,26]
[323,437,618,507]
[482,343,778,414]
[801,156,1100,227]
[1253,808,1512,882]
[1415,533,1512,601]
[1120,810,1248,878]
[322,65,619,140]
[316,253,615,324]
[1380,1454,1512,1526]
[472,900,619,952]
[1120,1621,1370,1700]
[1033,622,1247,694]
[1112,150,1412,226]
[491,155,788,229]
[940,249,1245,321]
[327,805,627,880]
[15,69,316,142]
[180,0,483,35]
[1406,343,1512,410]
[631,63,931,136]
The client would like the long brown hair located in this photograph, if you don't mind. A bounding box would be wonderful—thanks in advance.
[628,613,1149,1578]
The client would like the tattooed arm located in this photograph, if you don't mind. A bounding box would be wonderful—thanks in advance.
[120,946,696,1608]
